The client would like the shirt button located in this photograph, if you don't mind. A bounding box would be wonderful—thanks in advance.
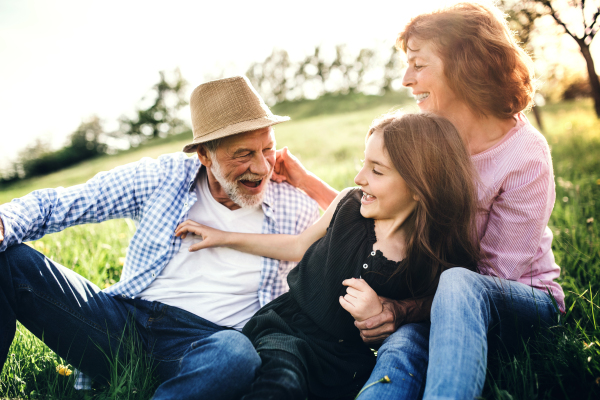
[363,263,368,269]
[121,294,126,298]
[370,251,376,256]
[184,203,189,207]
[152,273,156,277]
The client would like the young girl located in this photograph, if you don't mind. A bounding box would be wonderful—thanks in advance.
[175,112,480,399]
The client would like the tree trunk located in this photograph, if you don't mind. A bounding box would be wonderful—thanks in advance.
[577,39,600,118]
[532,106,544,132]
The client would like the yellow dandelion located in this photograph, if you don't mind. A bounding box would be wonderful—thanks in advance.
[587,217,594,224]
[382,375,391,383]
[56,365,72,376]
[595,377,600,386]
[596,179,600,185]
[118,257,126,266]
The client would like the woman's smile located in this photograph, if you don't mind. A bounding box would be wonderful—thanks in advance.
[414,92,430,104]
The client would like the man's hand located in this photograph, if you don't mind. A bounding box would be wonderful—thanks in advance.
[175,220,228,251]
[0,216,4,244]
[355,295,434,345]
[339,278,383,322]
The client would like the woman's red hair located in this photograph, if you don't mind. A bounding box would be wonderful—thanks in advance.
[397,2,535,119]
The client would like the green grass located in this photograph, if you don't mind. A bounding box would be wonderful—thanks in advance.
[1,95,599,399]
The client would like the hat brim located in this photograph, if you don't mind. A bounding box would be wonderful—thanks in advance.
[182,114,290,153]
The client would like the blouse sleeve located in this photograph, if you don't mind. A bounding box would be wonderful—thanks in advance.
[478,146,555,281]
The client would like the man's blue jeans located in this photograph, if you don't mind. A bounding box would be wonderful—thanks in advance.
[357,268,559,400]
[0,244,261,400]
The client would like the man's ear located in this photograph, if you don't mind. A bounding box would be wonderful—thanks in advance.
[412,193,420,202]
[196,145,212,168]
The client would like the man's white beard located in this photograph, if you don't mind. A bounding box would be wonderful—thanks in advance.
[210,158,270,209]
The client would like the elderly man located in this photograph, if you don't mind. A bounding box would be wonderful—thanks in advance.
[0,76,319,399]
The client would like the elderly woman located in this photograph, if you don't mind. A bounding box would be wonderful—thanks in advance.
[273,2,563,399]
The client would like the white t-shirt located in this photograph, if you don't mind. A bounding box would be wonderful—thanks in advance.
[139,170,264,330]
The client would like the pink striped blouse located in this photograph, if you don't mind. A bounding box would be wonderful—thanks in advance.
[472,114,565,311]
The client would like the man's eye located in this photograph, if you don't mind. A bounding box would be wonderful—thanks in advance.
[414,64,424,70]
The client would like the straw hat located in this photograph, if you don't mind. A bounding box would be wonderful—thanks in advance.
[182,76,290,153]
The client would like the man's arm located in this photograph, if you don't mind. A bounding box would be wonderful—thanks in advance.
[355,295,434,344]
[0,156,168,252]
[0,215,4,245]
[272,147,338,210]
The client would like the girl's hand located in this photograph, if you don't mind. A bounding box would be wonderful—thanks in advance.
[175,220,227,251]
[271,146,309,188]
[339,278,384,322]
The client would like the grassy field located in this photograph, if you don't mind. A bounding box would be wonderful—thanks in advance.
[1,93,599,399]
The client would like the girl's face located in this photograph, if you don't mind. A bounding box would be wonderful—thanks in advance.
[401,37,460,119]
[354,129,418,222]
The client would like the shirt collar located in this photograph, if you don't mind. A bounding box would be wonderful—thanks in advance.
[188,158,202,193]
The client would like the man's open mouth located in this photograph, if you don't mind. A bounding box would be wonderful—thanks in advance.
[240,179,263,188]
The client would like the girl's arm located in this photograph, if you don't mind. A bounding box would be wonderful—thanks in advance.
[175,187,354,262]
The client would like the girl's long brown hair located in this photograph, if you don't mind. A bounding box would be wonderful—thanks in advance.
[368,112,480,297]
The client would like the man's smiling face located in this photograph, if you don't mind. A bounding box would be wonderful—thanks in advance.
[198,127,276,210]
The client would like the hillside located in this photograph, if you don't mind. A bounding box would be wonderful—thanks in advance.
[0,91,414,204]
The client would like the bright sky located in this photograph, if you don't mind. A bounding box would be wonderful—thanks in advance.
[0,0,597,170]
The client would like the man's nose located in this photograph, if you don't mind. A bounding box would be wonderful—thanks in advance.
[250,153,272,176]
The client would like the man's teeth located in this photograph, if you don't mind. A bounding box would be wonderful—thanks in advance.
[414,93,430,102]
[241,179,262,188]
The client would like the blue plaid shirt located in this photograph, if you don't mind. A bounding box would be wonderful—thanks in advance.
[0,152,319,389]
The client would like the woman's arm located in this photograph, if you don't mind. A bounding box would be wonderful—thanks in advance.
[272,147,339,210]
[354,295,434,344]
[176,187,354,262]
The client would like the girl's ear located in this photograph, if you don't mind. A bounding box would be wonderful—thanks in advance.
[413,193,420,202]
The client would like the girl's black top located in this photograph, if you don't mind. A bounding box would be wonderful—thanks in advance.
[242,188,435,397]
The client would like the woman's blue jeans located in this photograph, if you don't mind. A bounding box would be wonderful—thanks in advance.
[0,244,261,400]
[357,267,559,400]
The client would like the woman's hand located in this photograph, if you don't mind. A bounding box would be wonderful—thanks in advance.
[175,220,228,251]
[354,295,434,344]
[339,278,384,322]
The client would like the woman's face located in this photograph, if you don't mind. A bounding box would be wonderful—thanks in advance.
[402,37,460,119]
[354,129,417,222]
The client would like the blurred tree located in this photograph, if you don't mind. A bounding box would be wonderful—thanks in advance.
[18,116,107,179]
[501,0,546,129]
[119,68,189,140]
[532,0,600,117]
[382,46,404,93]
[246,45,403,105]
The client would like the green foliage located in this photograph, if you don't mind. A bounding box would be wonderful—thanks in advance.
[246,45,404,105]
[118,69,188,140]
